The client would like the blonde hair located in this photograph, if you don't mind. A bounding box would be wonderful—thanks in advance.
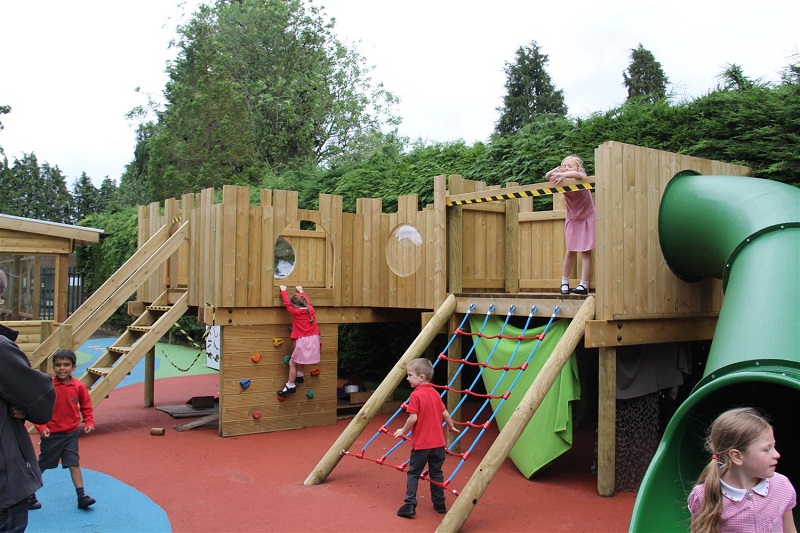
[407,358,434,382]
[561,154,585,172]
[690,407,772,533]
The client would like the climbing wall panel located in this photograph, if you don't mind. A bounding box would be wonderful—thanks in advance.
[219,323,338,437]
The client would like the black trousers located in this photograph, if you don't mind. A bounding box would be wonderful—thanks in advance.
[403,447,446,507]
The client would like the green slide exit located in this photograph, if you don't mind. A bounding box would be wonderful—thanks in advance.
[629,172,800,531]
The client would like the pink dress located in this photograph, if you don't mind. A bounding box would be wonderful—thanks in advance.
[563,190,595,252]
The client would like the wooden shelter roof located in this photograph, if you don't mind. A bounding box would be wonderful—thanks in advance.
[0,214,103,254]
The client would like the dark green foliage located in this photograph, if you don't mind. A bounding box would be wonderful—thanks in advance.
[72,172,100,221]
[0,153,73,223]
[130,0,398,202]
[623,44,669,103]
[495,41,567,135]
[337,322,421,382]
[75,208,139,328]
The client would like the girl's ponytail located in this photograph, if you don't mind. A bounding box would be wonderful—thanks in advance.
[690,456,725,533]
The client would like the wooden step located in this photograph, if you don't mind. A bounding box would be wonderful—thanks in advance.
[87,366,113,376]
[108,346,132,354]
[127,325,152,332]
[147,305,172,311]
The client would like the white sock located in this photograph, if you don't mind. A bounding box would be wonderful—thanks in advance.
[561,277,569,286]
[286,382,296,389]
[297,372,304,378]
[578,280,588,289]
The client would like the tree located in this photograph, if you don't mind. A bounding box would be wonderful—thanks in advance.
[97,177,119,213]
[0,153,72,222]
[623,44,669,103]
[72,172,100,222]
[139,0,399,201]
[716,63,756,90]
[495,40,567,135]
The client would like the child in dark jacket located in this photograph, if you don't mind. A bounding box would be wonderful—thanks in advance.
[0,268,55,532]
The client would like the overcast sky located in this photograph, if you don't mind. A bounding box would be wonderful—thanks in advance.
[1,1,797,188]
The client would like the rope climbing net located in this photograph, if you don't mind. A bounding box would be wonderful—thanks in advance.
[340,303,561,496]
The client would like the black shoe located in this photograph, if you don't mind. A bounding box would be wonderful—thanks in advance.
[295,376,304,384]
[571,285,588,295]
[77,495,96,509]
[397,503,416,518]
[560,283,570,295]
[434,502,446,514]
[28,496,42,510]
[277,385,296,397]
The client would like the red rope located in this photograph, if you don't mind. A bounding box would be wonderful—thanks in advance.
[340,450,461,496]
[437,353,528,372]
[455,327,544,342]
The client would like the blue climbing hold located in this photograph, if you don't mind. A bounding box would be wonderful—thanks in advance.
[240,379,251,390]
[306,389,314,399]
[284,355,291,365]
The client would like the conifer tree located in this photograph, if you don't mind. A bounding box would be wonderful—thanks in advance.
[623,44,669,103]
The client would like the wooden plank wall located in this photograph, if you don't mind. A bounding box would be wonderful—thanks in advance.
[136,185,446,311]
[219,323,338,436]
[447,175,577,293]
[594,142,750,321]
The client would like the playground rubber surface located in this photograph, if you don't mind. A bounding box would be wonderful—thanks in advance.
[28,339,635,532]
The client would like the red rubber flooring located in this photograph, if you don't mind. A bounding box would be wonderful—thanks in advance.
[72,374,635,532]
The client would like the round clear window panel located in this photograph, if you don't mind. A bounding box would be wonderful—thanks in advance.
[386,224,423,277]
[274,236,296,279]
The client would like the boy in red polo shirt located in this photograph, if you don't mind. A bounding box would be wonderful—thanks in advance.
[29,349,95,510]
[393,358,459,518]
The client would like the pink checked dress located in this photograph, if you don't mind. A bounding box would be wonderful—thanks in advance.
[563,190,595,252]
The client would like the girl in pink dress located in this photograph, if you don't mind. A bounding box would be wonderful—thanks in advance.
[545,155,595,295]
[688,407,796,532]
[278,285,321,397]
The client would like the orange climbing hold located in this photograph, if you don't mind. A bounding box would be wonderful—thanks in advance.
[310,367,321,376]
[252,411,262,419]
[251,353,262,363]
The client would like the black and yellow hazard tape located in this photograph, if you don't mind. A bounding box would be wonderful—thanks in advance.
[446,182,594,206]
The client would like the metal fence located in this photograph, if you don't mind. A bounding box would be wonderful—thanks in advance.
[39,266,85,319]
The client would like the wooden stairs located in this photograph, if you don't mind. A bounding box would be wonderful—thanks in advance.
[83,288,189,407]
[28,219,190,409]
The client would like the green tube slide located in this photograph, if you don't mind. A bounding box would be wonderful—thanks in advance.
[629,172,800,532]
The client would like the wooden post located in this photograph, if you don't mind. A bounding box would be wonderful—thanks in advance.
[433,175,448,308]
[54,254,69,323]
[436,296,595,533]
[304,294,456,486]
[504,185,519,294]
[446,176,463,295]
[144,347,155,408]
[597,346,617,496]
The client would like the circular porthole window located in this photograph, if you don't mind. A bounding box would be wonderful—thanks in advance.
[386,224,423,277]
[274,236,296,279]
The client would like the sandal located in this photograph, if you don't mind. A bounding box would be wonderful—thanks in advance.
[571,285,588,295]
[295,376,304,384]
[560,283,570,295]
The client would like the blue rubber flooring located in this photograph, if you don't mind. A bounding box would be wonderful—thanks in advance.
[27,469,170,532]
[24,337,202,532]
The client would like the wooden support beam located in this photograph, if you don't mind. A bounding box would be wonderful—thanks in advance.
[144,348,155,408]
[200,305,422,327]
[303,294,456,487]
[597,347,617,496]
[455,295,586,319]
[436,296,595,533]
[585,316,717,347]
